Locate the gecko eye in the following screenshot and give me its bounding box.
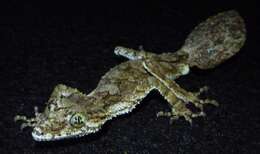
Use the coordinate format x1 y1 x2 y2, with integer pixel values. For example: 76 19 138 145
69 113 85 128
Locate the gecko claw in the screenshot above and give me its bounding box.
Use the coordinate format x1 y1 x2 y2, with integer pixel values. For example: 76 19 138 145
14 115 26 122
199 99 219 106
195 86 209 96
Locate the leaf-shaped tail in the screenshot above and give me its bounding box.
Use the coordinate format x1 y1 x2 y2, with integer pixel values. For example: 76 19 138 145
179 10 246 69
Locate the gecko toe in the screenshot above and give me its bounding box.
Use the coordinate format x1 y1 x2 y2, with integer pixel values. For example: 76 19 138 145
195 86 209 96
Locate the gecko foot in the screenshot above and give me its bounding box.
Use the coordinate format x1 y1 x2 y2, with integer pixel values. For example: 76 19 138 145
14 106 41 130
189 86 219 110
157 101 206 125
191 98 219 111
14 115 37 130
157 110 205 125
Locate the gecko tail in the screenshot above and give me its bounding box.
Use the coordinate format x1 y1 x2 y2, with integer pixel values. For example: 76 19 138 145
179 10 246 69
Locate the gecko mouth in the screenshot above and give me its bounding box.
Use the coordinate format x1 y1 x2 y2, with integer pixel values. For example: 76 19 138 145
31 126 101 141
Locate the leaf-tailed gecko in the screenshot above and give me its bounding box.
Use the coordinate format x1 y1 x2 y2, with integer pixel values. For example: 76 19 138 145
15 10 246 141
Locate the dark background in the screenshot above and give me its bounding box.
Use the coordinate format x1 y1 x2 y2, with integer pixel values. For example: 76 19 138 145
1 1 259 154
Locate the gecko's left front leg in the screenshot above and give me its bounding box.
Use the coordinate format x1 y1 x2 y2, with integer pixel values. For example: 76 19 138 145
143 59 218 112
14 106 41 130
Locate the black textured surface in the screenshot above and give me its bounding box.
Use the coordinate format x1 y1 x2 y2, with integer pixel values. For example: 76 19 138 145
1 1 259 154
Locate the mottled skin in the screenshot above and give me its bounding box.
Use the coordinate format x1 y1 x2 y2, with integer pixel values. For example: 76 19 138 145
180 10 246 69
15 10 246 141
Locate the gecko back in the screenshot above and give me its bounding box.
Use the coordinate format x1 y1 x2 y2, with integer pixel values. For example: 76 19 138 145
179 10 246 69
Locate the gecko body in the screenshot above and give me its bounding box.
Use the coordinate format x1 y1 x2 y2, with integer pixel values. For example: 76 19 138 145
15 10 246 141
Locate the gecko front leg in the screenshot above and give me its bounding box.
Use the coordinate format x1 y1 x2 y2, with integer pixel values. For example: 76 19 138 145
143 59 218 112
14 106 41 130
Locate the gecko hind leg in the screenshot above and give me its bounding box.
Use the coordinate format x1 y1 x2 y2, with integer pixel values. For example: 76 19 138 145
155 82 206 125
144 60 218 114
114 46 156 60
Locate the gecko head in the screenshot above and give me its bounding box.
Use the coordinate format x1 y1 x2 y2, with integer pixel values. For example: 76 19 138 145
30 85 108 141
